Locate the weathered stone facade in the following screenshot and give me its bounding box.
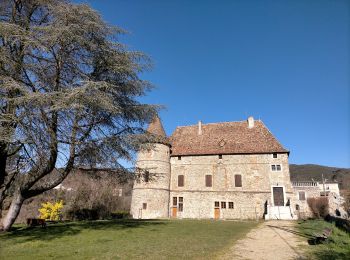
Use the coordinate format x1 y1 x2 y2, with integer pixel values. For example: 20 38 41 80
130 116 344 220
292 182 344 219
169 153 293 219
130 116 305 220
130 144 171 219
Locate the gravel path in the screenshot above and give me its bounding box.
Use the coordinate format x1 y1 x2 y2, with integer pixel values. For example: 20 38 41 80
219 221 308 260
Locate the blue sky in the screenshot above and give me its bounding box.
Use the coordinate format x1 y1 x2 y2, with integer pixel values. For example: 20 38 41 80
79 0 349 168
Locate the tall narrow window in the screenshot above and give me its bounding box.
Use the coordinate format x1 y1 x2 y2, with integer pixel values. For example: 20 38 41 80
229 202 234 209
144 171 150 182
205 175 212 187
178 197 183 212
142 203 147 210
221 202 226 209
173 197 177 206
235 174 242 187
178 175 184 187
299 191 306 201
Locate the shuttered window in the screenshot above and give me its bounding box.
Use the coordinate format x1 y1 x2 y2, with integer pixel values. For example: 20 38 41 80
235 174 242 187
205 175 212 187
299 191 306 201
178 175 184 187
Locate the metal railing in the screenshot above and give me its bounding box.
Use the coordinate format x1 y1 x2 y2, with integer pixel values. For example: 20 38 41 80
292 181 318 187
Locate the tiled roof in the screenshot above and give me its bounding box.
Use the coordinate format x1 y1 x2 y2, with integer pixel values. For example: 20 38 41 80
147 115 166 137
169 119 288 156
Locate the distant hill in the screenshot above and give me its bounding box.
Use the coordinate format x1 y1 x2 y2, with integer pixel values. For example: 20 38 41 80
290 164 350 191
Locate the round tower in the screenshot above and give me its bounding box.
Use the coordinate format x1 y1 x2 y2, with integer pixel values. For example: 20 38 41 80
130 116 171 219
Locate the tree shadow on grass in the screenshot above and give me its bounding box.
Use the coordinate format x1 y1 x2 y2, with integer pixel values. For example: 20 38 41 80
3 219 167 244
313 248 350 260
266 224 312 239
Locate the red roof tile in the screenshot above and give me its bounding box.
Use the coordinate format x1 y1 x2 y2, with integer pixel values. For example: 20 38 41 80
147 115 166 137
169 119 288 156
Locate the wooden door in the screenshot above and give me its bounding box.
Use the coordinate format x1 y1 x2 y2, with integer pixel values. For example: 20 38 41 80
214 208 220 219
273 187 284 206
172 207 177 218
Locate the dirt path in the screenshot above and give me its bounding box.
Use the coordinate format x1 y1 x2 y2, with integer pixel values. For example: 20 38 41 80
220 221 308 260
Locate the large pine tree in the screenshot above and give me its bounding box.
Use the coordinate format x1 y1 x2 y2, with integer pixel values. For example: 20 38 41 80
0 0 157 231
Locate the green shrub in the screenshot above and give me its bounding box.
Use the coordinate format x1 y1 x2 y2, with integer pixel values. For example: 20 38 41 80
111 211 130 219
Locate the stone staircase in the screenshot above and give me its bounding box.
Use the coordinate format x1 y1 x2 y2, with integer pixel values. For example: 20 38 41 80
265 206 297 220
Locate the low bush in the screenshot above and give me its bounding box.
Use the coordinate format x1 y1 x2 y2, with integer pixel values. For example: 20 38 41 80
38 200 64 221
307 197 329 218
111 211 130 219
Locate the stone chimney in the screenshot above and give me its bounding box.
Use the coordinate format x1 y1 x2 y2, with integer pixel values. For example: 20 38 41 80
198 120 202 135
247 116 254 128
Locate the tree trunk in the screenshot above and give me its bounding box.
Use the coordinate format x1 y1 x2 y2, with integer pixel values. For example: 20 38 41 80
1 193 24 231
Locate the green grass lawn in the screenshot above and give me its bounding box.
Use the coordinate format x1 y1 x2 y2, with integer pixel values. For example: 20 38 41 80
296 219 350 260
0 219 258 260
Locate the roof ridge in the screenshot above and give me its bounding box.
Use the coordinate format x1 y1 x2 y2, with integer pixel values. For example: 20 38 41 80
175 119 263 128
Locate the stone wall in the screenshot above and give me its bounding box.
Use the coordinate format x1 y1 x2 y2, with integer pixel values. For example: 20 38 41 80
293 184 345 219
130 143 171 219
292 185 320 218
170 153 294 219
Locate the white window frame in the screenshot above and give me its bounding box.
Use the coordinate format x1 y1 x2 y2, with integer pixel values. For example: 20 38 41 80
271 164 282 172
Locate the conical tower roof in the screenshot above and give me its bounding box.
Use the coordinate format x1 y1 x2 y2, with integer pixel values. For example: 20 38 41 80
147 115 166 137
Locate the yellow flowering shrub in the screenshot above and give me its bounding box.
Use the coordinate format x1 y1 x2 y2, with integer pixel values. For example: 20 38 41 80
39 200 64 221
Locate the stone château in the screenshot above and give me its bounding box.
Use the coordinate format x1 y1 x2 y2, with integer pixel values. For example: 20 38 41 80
130 116 343 220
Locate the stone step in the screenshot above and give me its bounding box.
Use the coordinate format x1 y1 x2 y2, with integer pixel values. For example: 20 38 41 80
265 206 297 220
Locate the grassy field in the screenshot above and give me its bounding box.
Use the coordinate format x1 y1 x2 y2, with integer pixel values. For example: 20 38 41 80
297 219 350 260
0 219 258 260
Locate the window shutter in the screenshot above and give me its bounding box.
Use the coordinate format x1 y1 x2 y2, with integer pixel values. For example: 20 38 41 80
235 174 242 187
205 175 212 187
178 175 184 187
